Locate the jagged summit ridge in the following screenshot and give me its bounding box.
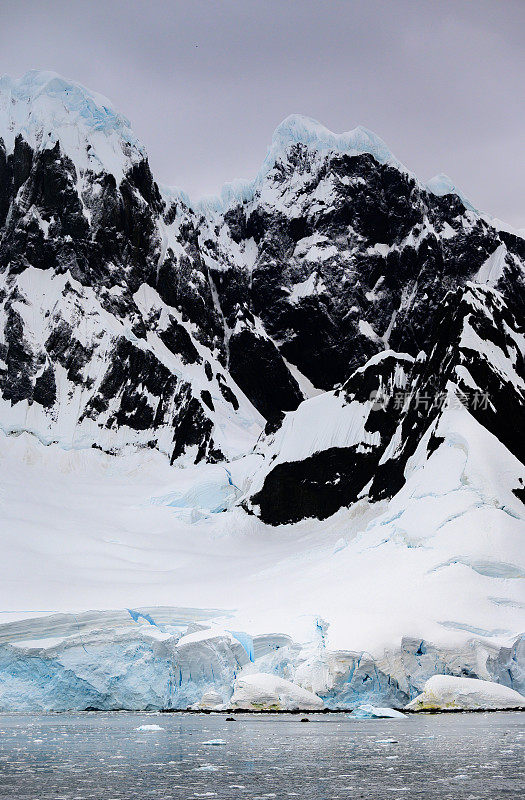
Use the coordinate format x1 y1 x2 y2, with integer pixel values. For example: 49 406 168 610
2 70 523 445
195 114 408 213
270 115 398 164
0 70 496 220
0 70 144 180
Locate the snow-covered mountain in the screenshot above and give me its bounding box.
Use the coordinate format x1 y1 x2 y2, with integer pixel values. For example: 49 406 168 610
0 71 262 461
0 71 523 711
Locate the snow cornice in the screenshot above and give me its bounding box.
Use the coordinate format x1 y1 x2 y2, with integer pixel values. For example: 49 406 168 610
0 70 144 181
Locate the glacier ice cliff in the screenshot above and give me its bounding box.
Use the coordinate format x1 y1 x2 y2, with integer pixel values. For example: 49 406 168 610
0 610 523 712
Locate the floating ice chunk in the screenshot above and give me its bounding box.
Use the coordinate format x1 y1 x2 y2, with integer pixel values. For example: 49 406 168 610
135 724 165 731
353 704 407 719
405 675 525 711
231 672 324 711
193 764 222 772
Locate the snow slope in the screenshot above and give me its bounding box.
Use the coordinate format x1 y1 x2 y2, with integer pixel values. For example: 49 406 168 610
0 413 522 658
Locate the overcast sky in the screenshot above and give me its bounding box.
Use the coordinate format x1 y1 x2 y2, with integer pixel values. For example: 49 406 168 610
1 0 523 226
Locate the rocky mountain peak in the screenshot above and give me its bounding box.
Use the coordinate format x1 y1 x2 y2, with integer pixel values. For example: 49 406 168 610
0 70 144 181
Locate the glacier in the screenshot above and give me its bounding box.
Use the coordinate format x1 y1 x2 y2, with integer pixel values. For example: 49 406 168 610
0 607 523 712
0 331 523 709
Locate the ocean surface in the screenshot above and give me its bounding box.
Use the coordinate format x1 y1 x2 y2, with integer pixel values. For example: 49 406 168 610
0 711 523 799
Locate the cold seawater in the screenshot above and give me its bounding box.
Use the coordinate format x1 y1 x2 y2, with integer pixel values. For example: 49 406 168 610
0 712 523 799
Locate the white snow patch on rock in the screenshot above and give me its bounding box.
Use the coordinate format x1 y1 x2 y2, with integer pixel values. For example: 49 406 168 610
288 273 327 304
474 244 507 287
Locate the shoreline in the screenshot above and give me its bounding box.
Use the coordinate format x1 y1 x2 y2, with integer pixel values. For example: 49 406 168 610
0 707 523 716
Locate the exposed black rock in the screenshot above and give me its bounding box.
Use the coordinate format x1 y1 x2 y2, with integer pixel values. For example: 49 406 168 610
227 328 302 421
200 389 214 412
217 374 240 410
33 364 57 408
1 303 35 404
251 446 377 525
45 321 94 385
158 319 201 365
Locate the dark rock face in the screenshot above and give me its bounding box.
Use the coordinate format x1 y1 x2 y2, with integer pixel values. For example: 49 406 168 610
33 365 57 409
46 321 94 385
204 146 524 397
158 320 200 365
251 446 378 526
1 302 35 404
227 328 302 422
247 280 525 525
